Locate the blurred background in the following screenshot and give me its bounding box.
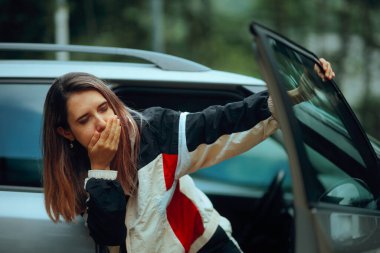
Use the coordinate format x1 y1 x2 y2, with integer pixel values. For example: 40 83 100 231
1 0 379 140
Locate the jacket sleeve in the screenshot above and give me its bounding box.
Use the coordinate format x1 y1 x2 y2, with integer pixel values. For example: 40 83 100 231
176 90 278 177
84 170 127 246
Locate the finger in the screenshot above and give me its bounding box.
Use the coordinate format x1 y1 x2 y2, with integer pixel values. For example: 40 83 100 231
323 62 331 74
326 67 332 79
99 117 117 150
319 58 328 71
105 116 118 145
98 117 114 144
321 61 333 79
327 66 335 79
111 120 121 150
88 131 100 151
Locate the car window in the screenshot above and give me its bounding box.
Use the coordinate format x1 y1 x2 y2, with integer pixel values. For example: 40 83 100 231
268 38 376 209
192 131 292 194
0 84 47 188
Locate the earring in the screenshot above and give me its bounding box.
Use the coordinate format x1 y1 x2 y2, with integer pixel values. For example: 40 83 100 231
70 141 74 149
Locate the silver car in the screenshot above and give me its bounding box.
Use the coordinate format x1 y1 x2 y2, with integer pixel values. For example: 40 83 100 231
0 22 379 253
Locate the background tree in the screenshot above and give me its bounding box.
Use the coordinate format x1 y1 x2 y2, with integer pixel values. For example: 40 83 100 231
1 0 379 139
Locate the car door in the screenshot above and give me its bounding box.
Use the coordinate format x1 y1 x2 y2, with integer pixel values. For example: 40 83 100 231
0 82 95 253
250 22 380 253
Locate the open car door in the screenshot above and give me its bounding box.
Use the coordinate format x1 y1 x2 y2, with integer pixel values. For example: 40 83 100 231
250 22 380 253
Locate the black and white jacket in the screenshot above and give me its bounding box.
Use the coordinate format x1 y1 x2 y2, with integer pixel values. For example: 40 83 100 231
84 91 278 253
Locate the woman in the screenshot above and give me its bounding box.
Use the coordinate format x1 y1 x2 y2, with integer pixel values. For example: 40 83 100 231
42 59 334 253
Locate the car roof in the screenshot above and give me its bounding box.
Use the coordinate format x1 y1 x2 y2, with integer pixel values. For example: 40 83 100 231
0 59 265 86
0 43 265 86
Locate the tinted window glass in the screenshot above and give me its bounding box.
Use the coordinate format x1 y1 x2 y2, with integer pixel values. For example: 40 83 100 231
268 38 375 208
0 84 47 187
192 131 292 194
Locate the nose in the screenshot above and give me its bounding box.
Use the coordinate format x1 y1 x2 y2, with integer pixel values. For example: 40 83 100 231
95 115 107 132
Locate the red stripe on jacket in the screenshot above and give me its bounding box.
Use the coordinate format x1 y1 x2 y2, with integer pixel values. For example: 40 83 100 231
163 153 205 252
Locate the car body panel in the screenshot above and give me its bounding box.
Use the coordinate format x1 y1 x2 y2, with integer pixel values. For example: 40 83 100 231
0 74 272 252
0 191 94 253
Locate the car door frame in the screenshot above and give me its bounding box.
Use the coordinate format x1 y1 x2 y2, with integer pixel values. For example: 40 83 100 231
249 22 380 253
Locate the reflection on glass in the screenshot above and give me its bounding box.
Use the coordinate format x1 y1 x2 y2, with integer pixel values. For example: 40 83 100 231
192 134 291 194
0 84 47 187
330 212 377 244
268 38 374 208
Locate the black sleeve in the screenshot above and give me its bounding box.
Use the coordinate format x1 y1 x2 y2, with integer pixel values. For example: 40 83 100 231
141 106 180 154
85 178 127 246
186 90 272 151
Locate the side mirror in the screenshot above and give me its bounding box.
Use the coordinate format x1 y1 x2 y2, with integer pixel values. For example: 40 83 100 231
329 211 378 244
320 179 374 208
319 180 378 245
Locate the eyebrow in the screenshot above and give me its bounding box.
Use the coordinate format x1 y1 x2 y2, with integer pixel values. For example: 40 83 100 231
75 101 108 123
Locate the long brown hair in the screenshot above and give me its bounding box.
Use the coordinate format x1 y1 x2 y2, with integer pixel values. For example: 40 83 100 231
43 72 141 222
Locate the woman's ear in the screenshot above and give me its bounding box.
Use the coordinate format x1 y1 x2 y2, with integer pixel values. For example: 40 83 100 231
57 127 75 141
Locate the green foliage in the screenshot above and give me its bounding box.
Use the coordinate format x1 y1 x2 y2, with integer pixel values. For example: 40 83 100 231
0 0 54 43
355 96 380 140
68 0 151 49
1 0 379 139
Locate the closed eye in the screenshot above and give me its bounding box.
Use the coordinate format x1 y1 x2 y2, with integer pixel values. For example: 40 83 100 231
99 102 109 112
77 115 89 125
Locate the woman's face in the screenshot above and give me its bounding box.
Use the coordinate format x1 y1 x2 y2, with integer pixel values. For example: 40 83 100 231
58 89 116 148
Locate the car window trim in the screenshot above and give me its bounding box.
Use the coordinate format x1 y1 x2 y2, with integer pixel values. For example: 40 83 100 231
250 22 380 197
0 185 43 193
